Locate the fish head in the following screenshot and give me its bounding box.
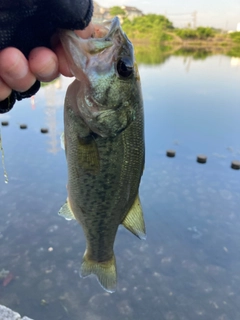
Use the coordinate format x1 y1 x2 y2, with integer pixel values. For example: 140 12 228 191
60 17 142 137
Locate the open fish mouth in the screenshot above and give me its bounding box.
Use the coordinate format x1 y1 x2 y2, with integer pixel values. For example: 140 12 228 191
102 17 121 37
92 17 130 44
93 17 121 38
58 16 129 65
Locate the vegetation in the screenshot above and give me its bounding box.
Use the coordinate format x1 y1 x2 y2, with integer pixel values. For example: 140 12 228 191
122 14 173 43
133 44 240 65
226 46 240 57
118 13 238 50
176 27 215 40
229 31 240 43
134 44 172 64
116 14 240 64
109 6 125 16
173 48 212 60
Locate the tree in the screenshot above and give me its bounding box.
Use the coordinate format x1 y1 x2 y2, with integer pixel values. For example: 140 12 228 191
196 27 215 39
122 14 174 42
109 6 125 16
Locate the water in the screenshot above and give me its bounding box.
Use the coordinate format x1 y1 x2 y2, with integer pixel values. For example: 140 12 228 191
0 49 240 320
0 128 8 184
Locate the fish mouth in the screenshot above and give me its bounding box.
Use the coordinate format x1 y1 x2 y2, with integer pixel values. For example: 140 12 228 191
103 17 121 38
96 17 129 44
58 16 132 82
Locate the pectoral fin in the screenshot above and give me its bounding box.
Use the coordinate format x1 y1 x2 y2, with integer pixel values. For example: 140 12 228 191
58 199 75 220
60 132 65 150
122 194 146 240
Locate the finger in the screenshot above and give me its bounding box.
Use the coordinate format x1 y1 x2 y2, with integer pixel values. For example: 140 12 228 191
75 22 95 39
29 47 59 82
54 43 73 77
53 22 95 78
0 48 36 92
0 77 12 101
92 24 109 38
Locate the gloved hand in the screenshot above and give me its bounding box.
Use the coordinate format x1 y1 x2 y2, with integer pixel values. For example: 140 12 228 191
0 0 93 113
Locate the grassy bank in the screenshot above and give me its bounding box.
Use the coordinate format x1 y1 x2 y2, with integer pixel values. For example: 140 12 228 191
119 13 240 51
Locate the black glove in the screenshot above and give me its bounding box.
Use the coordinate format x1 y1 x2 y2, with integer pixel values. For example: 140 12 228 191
0 0 93 113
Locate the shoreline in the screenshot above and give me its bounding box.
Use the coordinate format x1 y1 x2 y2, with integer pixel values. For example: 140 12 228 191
129 32 238 49
131 38 236 48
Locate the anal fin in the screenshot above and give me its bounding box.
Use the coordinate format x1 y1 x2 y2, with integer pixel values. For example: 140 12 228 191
58 199 75 220
122 194 146 240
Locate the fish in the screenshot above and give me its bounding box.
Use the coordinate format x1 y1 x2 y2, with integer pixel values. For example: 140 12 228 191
58 17 145 293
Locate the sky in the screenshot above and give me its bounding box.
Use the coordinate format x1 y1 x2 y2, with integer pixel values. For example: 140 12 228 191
96 0 240 30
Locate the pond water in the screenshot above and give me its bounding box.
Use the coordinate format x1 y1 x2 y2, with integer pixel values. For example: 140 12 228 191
0 47 240 320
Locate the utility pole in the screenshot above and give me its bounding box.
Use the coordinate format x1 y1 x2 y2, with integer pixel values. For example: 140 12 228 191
192 11 197 29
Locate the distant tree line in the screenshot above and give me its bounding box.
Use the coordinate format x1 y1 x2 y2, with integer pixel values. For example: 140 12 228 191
109 6 125 16
121 14 174 42
229 32 240 43
176 27 215 40
109 7 232 42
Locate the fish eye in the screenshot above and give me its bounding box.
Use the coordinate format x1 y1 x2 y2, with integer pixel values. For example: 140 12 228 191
116 57 133 78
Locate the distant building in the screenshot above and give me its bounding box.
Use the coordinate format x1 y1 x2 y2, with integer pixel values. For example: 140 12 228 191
93 2 111 23
237 22 240 31
121 6 143 20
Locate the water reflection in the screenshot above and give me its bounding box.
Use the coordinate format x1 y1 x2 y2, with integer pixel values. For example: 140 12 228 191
231 57 240 67
134 43 240 65
0 48 240 320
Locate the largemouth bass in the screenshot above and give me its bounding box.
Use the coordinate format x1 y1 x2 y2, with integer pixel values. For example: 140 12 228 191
59 17 145 293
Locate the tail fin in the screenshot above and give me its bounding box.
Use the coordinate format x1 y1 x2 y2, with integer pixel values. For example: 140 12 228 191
80 252 117 293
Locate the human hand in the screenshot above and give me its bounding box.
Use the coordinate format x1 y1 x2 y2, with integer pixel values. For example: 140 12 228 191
0 23 94 102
